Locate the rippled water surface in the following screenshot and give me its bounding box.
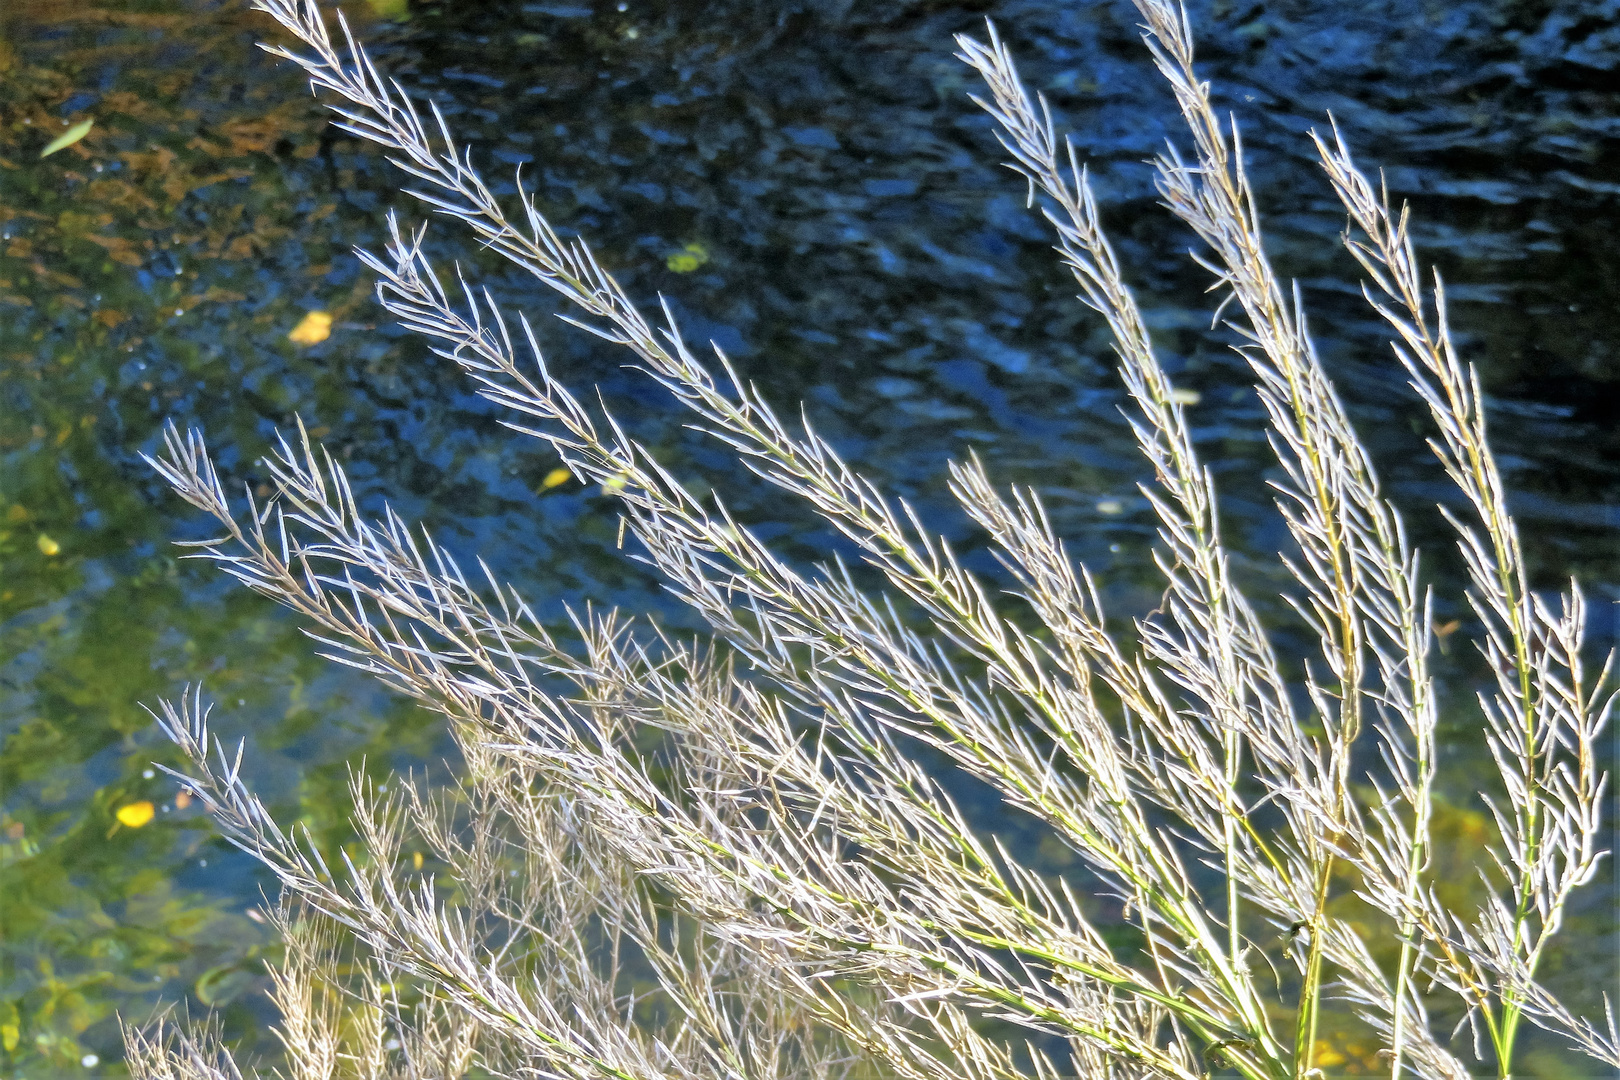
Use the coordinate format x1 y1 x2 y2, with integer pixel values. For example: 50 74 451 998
2 0 1617 1074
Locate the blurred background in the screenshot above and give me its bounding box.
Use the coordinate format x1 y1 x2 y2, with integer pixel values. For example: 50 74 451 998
1 0 1617 1074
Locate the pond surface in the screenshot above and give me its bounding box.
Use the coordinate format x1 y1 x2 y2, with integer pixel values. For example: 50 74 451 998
1 0 1617 1075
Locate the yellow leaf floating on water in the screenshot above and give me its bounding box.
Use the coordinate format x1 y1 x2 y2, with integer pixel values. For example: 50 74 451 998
412 850 424 870
540 467 573 490
36 533 60 556
288 310 333 345
40 118 93 159
1167 387 1201 406
1095 499 1124 516
116 801 155 828
665 242 710 273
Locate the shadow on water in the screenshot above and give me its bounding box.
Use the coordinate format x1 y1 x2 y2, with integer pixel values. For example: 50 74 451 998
0 0 1616 1074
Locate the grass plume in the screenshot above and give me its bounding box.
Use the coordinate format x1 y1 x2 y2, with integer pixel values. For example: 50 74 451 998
131 2 1614 1078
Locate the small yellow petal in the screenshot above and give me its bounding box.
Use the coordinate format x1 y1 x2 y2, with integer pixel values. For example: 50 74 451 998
116 801 155 828
540 467 573 490
36 533 60 556
412 850 424 870
287 310 333 345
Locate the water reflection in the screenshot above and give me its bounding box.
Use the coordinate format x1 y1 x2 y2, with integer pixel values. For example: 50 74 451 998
0 0 1615 1074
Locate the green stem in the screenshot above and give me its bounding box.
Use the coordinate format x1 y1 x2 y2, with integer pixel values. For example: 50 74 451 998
1295 854 1334 1079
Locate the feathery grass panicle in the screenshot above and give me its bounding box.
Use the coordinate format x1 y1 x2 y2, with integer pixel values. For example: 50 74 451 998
132 2 1614 1078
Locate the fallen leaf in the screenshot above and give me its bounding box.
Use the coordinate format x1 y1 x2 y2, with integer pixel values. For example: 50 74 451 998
1312 1043 1348 1069
174 789 192 810
287 310 333 345
36 533 60 556
40 118 93 159
412 850 424 870
1095 499 1124 515
115 801 155 828
666 242 710 273
1168 387 1202 406
540 467 572 490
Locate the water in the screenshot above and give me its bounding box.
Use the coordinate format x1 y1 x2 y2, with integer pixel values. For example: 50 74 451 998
1 0 1616 1074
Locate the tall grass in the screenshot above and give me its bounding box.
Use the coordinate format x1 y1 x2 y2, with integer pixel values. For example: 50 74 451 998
131 1 1615 1078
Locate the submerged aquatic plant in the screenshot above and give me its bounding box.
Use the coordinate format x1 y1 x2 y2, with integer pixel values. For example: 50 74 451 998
133 1 1615 1078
